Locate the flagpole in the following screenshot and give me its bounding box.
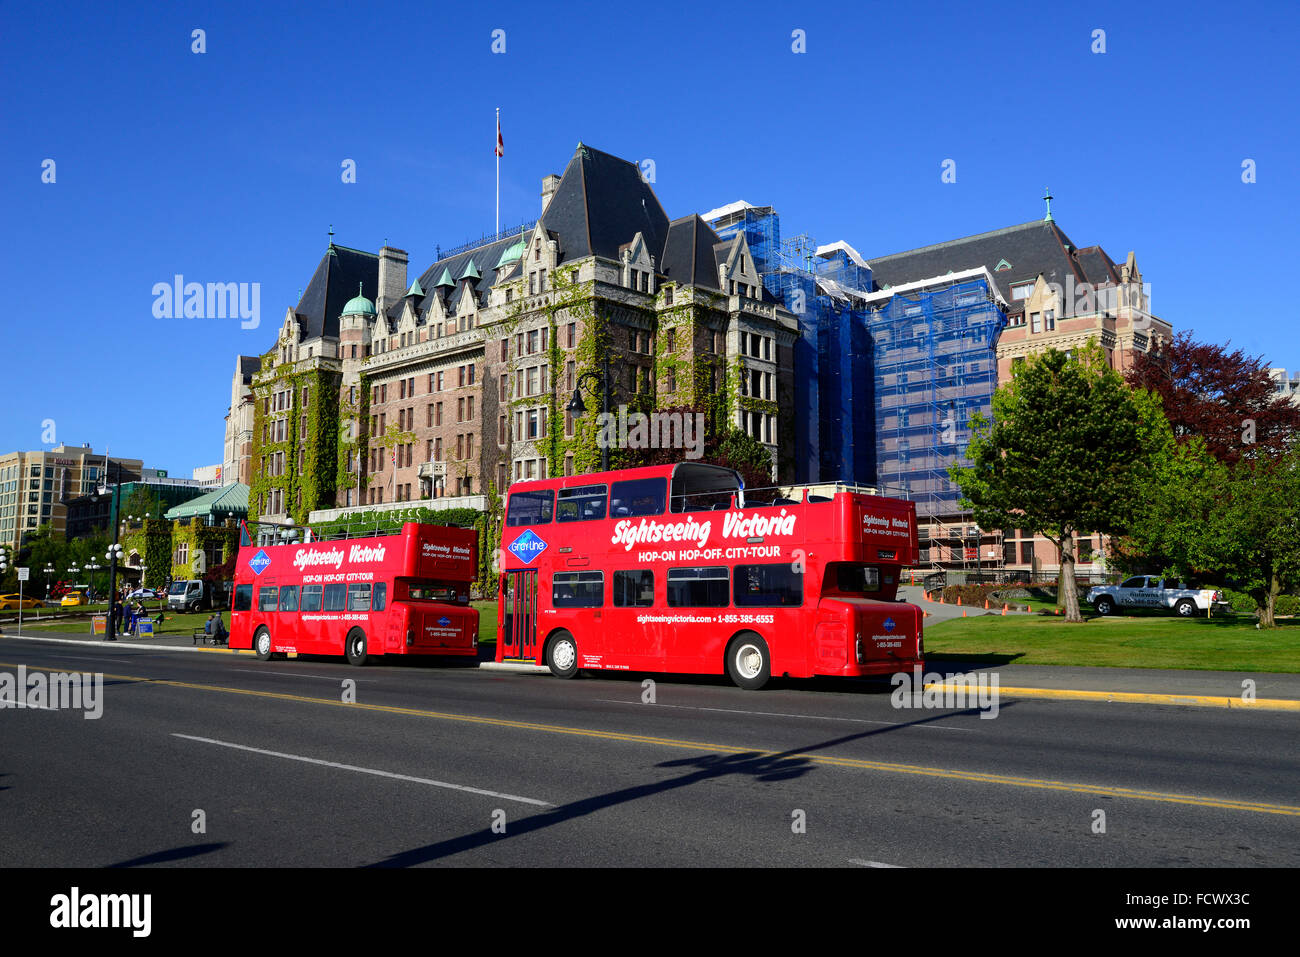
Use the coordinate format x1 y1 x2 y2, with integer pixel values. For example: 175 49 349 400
495 107 500 236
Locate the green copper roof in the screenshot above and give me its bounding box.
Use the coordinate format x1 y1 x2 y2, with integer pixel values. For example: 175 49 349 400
341 282 375 316
434 267 455 288
164 483 250 520
495 239 526 268
405 279 425 298
458 259 482 281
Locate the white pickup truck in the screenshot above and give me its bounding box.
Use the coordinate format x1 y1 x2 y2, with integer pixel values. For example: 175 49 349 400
1086 576 1227 617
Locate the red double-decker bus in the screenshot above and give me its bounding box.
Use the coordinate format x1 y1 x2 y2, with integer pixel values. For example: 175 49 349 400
495 462 923 689
230 522 479 665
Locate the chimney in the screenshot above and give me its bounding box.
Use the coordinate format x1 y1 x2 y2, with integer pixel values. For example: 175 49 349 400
377 245 408 315
541 174 561 214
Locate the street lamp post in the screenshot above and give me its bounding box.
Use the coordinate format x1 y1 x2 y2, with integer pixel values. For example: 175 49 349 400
93 458 125 641
566 357 613 472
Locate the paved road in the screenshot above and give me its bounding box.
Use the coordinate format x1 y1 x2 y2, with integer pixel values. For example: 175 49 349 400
1 637 1296 867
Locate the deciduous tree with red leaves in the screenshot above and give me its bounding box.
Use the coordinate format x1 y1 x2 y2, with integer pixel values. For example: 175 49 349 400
1126 331 1300 462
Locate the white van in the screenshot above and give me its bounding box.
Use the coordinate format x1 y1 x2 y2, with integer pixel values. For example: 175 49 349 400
167 579 211 613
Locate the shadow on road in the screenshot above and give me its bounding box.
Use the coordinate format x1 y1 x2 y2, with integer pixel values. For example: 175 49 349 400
362 707 998 867
107 842 229 867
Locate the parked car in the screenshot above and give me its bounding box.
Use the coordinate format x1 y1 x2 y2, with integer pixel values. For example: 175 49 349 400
127 588 160 600
0 593 44 610
1087 576 1229 617
60 591 87 607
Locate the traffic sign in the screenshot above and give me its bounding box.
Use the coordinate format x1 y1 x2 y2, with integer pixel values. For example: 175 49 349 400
17 567 29 581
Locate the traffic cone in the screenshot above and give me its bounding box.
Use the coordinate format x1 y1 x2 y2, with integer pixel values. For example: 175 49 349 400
984 598 989 609
957 595 962 606
1001 604 1007 616
939 594 945 604
962 609 967 617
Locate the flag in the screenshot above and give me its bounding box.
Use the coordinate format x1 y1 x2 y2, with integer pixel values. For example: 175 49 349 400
495 116 504 157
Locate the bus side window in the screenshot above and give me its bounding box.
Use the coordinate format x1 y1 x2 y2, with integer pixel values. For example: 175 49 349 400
552 571 603 607
613 570 654 607
323 584 347 611
506 490 555 526
258 586 279 612
279 585 300 613
666 567 729 607
233 584 252 612
610 478 666 517
734 563 803 607
373 583 387 611
301 584 323 612
347 583 372 611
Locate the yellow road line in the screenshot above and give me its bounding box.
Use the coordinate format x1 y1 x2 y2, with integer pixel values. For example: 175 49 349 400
4 659 1299 817
938 681 1300 712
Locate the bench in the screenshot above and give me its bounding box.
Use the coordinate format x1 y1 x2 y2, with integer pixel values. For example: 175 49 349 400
192 627 228 646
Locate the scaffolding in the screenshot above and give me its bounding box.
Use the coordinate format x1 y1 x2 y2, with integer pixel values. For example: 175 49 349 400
867 277 1005 529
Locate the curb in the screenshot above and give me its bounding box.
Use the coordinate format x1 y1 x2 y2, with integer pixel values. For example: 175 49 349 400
0 633 254 656
478 661 549 674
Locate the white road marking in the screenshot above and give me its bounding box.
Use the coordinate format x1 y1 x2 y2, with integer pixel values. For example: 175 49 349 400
172 734 553 807
230 668 375 681
594 699 974 731
849 859 903 868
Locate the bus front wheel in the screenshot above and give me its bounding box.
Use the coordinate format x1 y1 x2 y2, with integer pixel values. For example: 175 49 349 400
546 631 579 679
726 633 771 691
346 629 369 666
254 627 273 661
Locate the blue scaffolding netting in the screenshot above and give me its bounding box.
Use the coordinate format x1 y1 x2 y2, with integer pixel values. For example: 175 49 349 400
867 277 1006 520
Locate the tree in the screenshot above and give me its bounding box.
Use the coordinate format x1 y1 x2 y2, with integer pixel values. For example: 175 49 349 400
951 345 1173 622
1125 439 1300 627
1126 331 1300 462
620 403 774 492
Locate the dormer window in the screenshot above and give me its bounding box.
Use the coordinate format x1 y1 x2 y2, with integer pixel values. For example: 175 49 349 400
1011 282 1034 301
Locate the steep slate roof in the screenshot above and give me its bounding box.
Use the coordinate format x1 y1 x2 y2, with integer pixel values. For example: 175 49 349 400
1073 245 1119 286
538 144 671 265
867 220 1091 313
660 215 724 291
413 233 521 316
295 245 380 340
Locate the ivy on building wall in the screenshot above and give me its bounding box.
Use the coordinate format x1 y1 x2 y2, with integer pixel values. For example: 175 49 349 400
249 356 341 526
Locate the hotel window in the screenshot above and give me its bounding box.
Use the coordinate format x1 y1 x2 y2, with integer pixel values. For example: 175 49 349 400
1011 282 1034 301
529 273 536 295
567 322 576 348
1044 309 1056 331
467 396 475 419
436 402 443 426
1030 312 1042 333
499 415 506 444
501 339 508 361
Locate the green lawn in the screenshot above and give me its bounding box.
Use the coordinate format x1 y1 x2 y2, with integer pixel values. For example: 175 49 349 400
925 613 1300 672
15 609 209 637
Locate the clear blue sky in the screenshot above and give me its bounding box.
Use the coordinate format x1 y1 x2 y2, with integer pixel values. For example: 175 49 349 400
2 0 1296 475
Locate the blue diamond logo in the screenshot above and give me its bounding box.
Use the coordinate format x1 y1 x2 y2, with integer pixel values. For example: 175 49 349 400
883 617 896 633
248 550 272 575
438 616 451 627
507 529 548 565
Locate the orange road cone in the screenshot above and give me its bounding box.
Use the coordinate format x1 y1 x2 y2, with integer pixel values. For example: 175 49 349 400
962 609 968 617
939 595 945 604
957 595 962 606
1001 604 1007 616
984 598 989 609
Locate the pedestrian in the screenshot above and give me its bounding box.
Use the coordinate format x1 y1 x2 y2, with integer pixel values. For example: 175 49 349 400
211 612 228 644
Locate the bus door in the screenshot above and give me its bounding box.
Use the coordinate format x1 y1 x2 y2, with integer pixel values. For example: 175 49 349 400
501 570 538 660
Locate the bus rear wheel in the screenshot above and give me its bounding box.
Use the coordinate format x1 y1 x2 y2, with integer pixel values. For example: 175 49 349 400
546 631 579 679
726 633 771 690
346 629 369 666
254 627 273 661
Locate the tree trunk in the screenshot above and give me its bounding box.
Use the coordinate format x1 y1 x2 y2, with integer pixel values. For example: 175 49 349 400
1060 528 1083 622
1258 573 1280 629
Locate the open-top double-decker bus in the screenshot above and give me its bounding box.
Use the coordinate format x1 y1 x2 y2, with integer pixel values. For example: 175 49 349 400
496 462 923 689
231 521 478 665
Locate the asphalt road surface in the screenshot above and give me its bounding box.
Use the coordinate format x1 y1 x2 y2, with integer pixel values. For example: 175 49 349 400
1 639 1296 867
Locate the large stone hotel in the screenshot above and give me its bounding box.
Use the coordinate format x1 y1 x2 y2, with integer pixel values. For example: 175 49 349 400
227 143 798 530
